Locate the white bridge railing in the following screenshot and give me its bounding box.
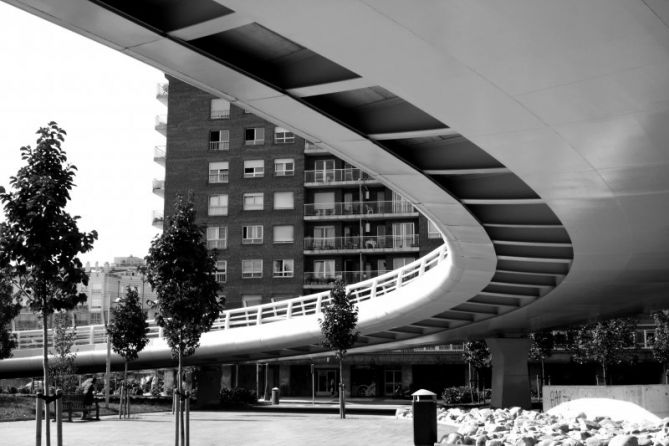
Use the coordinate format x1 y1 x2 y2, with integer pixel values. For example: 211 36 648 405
12 244 448 351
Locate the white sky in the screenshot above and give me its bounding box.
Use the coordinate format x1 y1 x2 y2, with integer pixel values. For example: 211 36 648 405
0 3 166 265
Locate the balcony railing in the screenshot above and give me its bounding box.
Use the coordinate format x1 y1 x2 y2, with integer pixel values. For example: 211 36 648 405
152 210 163 228
156 83 168 103
11 244 448 349
153 145 166 165
152 179 165 197
304 168 378 185
154 114 167 135
209 173 229 184
304 270 387 287
304 200 416 218
209 141 230 151
304 141 329 154
210 109 230 119
304 234 419 251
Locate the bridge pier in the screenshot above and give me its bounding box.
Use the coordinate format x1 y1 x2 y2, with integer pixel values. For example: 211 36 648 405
486 338 532 409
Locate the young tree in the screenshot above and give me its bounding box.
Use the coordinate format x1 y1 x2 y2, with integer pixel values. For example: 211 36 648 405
529 330 555 384
319 280 359 419
650 310 669 383
48 312 78 393
462 340 490 401
0 269 21 359
571 317 636 384
0 122 97 445
144 195 221 446
107 286 149 417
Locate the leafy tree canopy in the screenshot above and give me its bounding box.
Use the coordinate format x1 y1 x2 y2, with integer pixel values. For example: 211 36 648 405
651 310 669 365
529 330 555 361
462 340 490 369
108 287 149 362
571 318 636 367
0 269 21 359
0 122 97 315
319 280 359 359
145 195 221 357
48 312 78 393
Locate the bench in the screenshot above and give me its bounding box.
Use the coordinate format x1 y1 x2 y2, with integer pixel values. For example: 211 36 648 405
61 394 99 421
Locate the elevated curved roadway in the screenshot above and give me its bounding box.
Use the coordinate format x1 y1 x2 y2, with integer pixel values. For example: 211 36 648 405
2 0 669 374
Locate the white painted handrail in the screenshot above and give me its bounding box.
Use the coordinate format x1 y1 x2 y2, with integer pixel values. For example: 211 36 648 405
11 244 448 350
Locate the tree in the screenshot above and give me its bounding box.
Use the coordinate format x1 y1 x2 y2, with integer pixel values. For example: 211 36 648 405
0 122 97 446
144 195 221 446
462 340 490 400
529 330 555 384
107 286 149 417
650 310 669 383
48 312 78 393
319 280 359 419
0 269 21 359
571 318 636 384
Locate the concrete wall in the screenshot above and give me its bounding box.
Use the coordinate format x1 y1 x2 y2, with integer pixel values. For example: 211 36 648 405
543 385 669 418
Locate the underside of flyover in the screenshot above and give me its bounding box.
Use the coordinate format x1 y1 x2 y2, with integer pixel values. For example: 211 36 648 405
2 0 669 408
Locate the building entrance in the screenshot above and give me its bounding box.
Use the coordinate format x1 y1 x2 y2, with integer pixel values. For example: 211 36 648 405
316 369 338 396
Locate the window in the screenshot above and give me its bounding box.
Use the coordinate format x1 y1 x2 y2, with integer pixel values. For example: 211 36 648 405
243 160 264 178
242 295 262 306
392 222 416 248
209 130 229 151
90 283 102 309
274 127 295 144
274 192 294 210
208 194 228 216
242 225 263 244
210 98 230 119
427 220 441 239
313 192 335 215
384 370 402 396
313 260 335 279
242 259 263 278
392 191 414 213
273 259 294 278
313 226 335 249
273 225 294 244
206 226 227 249
209 161 229 184
274 158 295 176
215 260 227 283
392 257 416 269
243 193 264 210
244 127 265 145
314 159 335 183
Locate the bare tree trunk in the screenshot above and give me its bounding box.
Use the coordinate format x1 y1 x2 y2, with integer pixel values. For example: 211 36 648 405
178 348 184 446
42 308 51 446
339 357 345 419
124 360 129 418
602 363 607 385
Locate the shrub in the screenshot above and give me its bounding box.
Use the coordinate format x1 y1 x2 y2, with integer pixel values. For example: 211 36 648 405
219 387 257 408
441 386 473 405
8 386 17 394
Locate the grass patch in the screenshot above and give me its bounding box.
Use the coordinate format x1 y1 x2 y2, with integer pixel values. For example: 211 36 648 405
0 394 173 422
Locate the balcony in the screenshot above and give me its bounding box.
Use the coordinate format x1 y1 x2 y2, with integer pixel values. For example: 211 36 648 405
154 114 167 135
152 179 165 197
304 270 385 288
152 210 164 228
209 140 229 151
304 141 329 154
304 235 419 253
156 83 168 104
304 200 417 220
303 168 379 187
153 145 165 166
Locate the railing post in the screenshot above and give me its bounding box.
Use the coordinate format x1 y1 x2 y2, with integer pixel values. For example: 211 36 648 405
256 307 262 325
224 312 230 330
89 325 94 344
396 268 403 289
286 302 293 319
315 296 322 314
370 279 378 300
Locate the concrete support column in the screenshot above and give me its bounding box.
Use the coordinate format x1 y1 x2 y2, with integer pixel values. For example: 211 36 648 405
486 338 532 409
196 365 222 408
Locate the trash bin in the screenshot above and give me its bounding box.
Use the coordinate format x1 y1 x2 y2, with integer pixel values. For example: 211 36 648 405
271 387 280 405
412 389 437 446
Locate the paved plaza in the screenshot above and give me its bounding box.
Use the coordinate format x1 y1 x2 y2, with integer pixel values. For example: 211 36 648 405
2 410 456 446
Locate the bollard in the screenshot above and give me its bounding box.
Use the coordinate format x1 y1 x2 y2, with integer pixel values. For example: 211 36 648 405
412 389 437 446
271 387 280 405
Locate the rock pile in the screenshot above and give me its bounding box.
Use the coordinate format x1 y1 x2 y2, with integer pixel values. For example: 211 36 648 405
395 407 669 446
